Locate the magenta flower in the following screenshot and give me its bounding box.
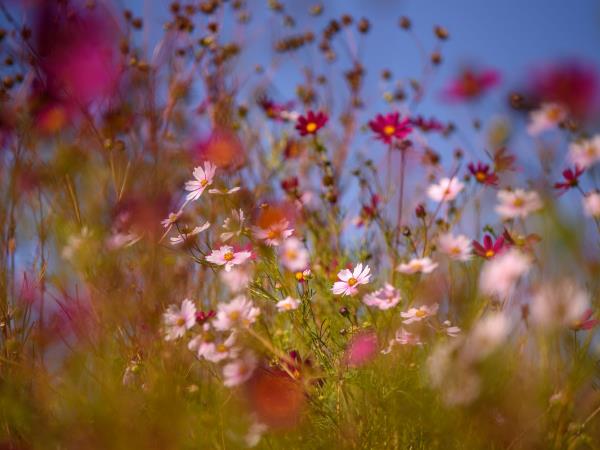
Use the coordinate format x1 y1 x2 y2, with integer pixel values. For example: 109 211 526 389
443 68 500 102
570 309 599 331
554 166 584 193
410 115 445 133
472 235 506 259
368 112 412 144
296 110 328 136
468 162 499 186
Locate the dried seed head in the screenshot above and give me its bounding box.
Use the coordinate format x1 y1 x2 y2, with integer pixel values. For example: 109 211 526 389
399 16 411 29
431 51 442 65
434 25 449 40
357 18 370 33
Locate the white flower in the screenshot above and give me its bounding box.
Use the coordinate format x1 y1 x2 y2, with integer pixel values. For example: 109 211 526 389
401 303 439 324
479 249 531 298
220 209 246 242
245 420 268 447
169 222 210 245
252 219 294 246
279 237 310 272
443 320 461 337
208 186 241 195
395 328 423 345
437 233 472 261
331 263 371 296
527 102 567 136
220 266 252 293
62 226 91 260
163 299 197 341
363 283 401 310
222 351 258 387
213 295 260 331
188 327 239 363
495 189 542 220
569 136 600 168
206 245 252 272
463 313 511 360
530 280 589 329
427 177 464 202
184 161 217 202
276 296 300 312
396 257 438 274
583 192 600 218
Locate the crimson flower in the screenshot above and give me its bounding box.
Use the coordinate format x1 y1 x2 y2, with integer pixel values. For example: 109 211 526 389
368 112 412 144
295 110 328 136
472 234 506 259
570 309 599 331
443 68 500 102
196 310 216 324
355 194 380 227
554 166 584 193
410 115 445 133
468 162 498 186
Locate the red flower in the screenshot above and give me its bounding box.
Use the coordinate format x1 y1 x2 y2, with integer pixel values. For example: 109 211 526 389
570 309 599 331
355 194 380 227
468 162 498 186
368 112 412 144
410 115 445 133
295 110 328 136
196 310 216 324
281 176 299 194
554 166 584 193
472 234 506 259
443 68 500 102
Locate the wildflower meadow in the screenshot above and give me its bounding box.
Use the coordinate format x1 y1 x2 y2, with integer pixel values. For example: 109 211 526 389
0 0 600 448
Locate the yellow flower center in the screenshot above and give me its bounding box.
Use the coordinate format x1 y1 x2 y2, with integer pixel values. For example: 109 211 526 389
306 122 317 133
451 247 461 255
200 179 209 187
267 229 277 239
228 310 240 321
512 197 525 207
383 125 396 136
295 271 304 281
546 106 562 121
223 251 234 261
348 277 358 286
415 310 427 318
286 249 298 260
176 317 186 327
284 303 293 310
475 172 486 182
216 344 228 353
485 249 495 258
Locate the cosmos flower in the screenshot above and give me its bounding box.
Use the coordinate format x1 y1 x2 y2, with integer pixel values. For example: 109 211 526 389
527 102 567 136
295 110 328 136
427 177 464 202
442 68 500 102
276 296 301 312
582 191 600 218
495 189 542 220
332 263 371 296
437 233 472 261
184 161 217 202
396 257 438 274
345 332 378 368
443 320 461 337
223 351 258 387
472 234 506 259
401 303 439 324
530 280 589 330
213 295 260 331
568 136 600 169
468 162 498 186
479 249 531 298
161 210 182 229
570 309 599 331
368 112 412 144
554 166 584 193
206 245 252 272
163 299 197 341
169 222 210 245
220 209 246 242
279 237 310 272
463 313 511 360
362 283 401 310
252 219 294 246
220 266 253 293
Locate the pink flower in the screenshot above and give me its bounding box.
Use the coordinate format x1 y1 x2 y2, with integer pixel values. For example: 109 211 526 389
223 351 258 387
252 219 294 246
345 332 378 368
206 245 252 272
368 112 412 144
279 238 310 272
276 296 301 312
401 303 439 324
213 296 260 331
332 263 371 296
184 162 217 202
570 309 599 331
427 177 464 202
362 283 401 310
163 299 197 341
396 257 438 274
296 110 328 136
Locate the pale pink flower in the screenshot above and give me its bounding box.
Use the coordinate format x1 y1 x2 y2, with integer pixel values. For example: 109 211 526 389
530 280 590 329
443 320 461 337
582 192 600 218
169 222 210 245
396 257 438 274
245 420 268 447
188 326 239 362
479 249 531 298
222 351 258 387
163 298 197 341
279 237 310 272
427 177 464 202
184 161 217 201
401 303 439 324
220 266 253 293
527 102 567 136
161 210 182 229
363 283 401 310
252 219 294 246
569 136 600 169
463 313 511 360
208 186 241 195
395 328 423 345
220 209 246 242
206 245 252 272
438 233 472 261
495 189 542 219
275 296 301 312
332 263 371 296
213 295 260 331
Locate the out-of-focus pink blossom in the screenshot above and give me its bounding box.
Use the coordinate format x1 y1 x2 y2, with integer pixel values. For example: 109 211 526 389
345 331 378 368
443 68 500 102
